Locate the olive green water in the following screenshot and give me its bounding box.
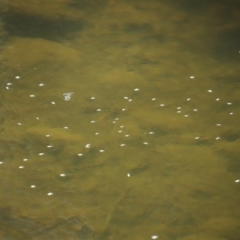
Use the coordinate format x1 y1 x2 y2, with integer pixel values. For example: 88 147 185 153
0 0 240 239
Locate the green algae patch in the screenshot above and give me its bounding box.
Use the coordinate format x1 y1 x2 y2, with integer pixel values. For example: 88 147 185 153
27 127 84 143
2 37 80 69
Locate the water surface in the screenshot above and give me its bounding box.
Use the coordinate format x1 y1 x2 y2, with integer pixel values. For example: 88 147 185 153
0 0 240 239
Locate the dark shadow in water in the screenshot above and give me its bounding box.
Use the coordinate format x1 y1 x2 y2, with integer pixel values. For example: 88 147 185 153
227 156 240 173
0 207 94 240
160 0 240 12
214 27 240 60
1 13 85 42
69 0 108 11
217 148 240 173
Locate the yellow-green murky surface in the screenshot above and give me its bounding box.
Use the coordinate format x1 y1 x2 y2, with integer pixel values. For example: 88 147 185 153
0 0 240 239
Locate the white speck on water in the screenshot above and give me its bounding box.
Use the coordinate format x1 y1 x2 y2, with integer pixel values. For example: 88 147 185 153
85 144 91 148
63 92 74 101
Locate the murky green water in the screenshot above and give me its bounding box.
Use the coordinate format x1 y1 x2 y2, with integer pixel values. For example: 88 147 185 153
0 0 240 239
